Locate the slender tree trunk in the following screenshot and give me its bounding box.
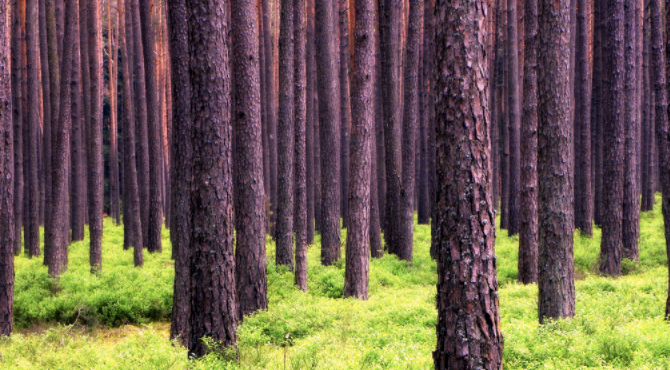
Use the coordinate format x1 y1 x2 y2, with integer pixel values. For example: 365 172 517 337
276 0 295 269
593 0 604 227
344 0 374 299
574 0 592 236
11 0 23 257
417 0 431 227
38 0 51 230
46 0 76 277
166 0 189 342
519 0 538 284
108 1 120 226
433 1 503 367
370 118 383 258
232 0 269 312
339 0 351 229
316 0 341 265
305 0 316 245
185 0 238 356
537 0 575 322
0 0 15 335
600 0 625 276
622 0 640 260
262 0 277 237
78 0 90 230
506 0 521 236
139 0 163 253
70 3 85 242
374 2 386 236
25 0 41 259
642 3 654 212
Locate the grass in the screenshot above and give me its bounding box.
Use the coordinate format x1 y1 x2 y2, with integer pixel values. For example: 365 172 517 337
1 195 670 368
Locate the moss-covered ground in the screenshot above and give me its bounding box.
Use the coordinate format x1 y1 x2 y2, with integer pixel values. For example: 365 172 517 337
2 195 670 369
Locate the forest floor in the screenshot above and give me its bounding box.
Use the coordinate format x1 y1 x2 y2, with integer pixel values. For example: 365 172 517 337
2 196 670 369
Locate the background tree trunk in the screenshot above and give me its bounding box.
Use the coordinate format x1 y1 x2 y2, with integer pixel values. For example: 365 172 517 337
339 0 351 230
108 1 120 226
506 0 521 236
70 3 85 242
11 0 23 256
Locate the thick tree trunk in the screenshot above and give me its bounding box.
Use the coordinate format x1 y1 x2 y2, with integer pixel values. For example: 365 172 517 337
11 0 23 256
0 0 14 335
537 0 575 322
121 0 143 267
433 1 503 368
519 0 538 284
622 0 640 260
574 0 593 236
381 0 403 259
46 0 76 277
339 0 351 229
599 0 625 277
232 0 269 313
506 0 521 236
139 0 164 253
276 0 295 269
25 0 41 259
166 0 189 343
344 0 374 299
316 0 341 265
185 0 238 356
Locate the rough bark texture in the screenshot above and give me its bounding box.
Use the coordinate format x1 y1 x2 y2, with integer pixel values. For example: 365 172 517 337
262 0 277 237
374 2 386 236
641 3 652 213
130 0 150 250
622 0 640 260
0 0 14 335
519 0 538 284
38 0 51 233
339 0 351 229
11 0 23 256
381 0 403 259
316 0 341 265
186 0 238 357
537 0 575 322
46 0 75 277
25 0 41 259
167 0 188 343
232 0 269 313
593 0 604 227
121 0 143 266
79 0 92 233
506 0 521 236
574 0 593 236
344 0 374 299
433 1 503 368
70 4 85 242
600 0 625 277
305 0 316 245
108 3 120 226
293 0 308 291
276 0 295 269
139 0 164 253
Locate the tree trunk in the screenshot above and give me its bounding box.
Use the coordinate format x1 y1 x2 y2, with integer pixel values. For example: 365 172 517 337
316 0 341 265
305 0 316 245
381 0 402 259
130 0 149 250
185 0 238 356
46 0 76 277
25 0 41 259
276 0 295 269
519 0 538 284
574 0 593 236
293 0 308 291
344 0 374 299
166 0 188 342
339 0 351 230
417 0 431 227
537 0 575 322
108 1 120 226
600 0 625 276
506 0 521 236
38 0 51 230
593 0 604 227
374 2 386 236
0 0 15 335
622 0 640 260
139 0 164 253
70 3 85 242
433 1 503 368
11 0 23 257
232 0 269 312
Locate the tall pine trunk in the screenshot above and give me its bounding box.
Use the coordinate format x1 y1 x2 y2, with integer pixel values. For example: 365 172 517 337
506 0 521 236
11 0 23 256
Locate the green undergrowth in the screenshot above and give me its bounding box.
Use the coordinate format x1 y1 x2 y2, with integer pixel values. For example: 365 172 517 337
2 194 670 368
